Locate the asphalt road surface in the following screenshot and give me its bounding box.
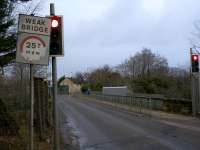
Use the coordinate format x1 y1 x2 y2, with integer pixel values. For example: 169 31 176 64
57 95 200 150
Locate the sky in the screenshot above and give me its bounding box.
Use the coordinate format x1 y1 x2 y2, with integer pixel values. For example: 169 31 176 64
38 0 200 77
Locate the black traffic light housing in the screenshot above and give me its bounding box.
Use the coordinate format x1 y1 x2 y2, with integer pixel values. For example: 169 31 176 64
191 54 199 73
50 15 63 56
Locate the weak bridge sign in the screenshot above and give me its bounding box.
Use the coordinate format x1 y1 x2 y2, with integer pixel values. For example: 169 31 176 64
18 14 51 35
16 14 51 65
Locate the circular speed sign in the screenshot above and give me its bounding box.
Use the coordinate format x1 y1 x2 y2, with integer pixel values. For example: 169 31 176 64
20 36 46 62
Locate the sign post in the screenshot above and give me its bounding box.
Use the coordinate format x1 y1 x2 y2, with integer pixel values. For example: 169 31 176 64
30 64 34 150
16 14 51 150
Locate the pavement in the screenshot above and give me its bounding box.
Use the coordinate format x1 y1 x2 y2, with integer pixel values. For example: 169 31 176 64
57 95 200 150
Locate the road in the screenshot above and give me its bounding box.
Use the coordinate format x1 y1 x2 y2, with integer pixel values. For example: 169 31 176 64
57 95 200 150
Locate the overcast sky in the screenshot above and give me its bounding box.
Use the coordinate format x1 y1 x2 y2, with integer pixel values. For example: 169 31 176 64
40 0 200 77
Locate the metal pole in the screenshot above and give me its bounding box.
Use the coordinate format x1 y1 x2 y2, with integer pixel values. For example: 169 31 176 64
50 3 55 16
199 72 200 115
192 74 196 116
198 73 200 115
190 48 195 116
190 48 199 116
50 3 60 150
30 64 34 150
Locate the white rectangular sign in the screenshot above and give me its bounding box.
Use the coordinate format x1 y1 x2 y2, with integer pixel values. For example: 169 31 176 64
18 14 51 36
16 14 51 65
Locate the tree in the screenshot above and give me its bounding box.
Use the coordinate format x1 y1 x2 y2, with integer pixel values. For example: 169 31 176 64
11 0 31 2
0 0 16 75
117 48 168 78
71 48 190 98
86 65 124 91
0 0 42 75
71 72 85 84
191 20 200 49
58 75 65 86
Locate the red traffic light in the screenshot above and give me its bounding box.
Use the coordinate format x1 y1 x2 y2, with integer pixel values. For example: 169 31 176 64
50 15 63 56
51 16 60 28
52 20 58 28
191 54 199 72
192 55 199 62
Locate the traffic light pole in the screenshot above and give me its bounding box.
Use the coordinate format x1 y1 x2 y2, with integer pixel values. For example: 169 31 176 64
191 74 198 116
190 48 199 116
50 3 60 150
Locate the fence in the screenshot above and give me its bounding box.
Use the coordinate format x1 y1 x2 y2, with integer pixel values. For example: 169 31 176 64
0 83 30 149
0 77 52 149
34 77 52 140
58 85 69 95
87 92 192 114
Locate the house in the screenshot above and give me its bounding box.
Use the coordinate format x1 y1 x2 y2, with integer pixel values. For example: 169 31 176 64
59 78 81 95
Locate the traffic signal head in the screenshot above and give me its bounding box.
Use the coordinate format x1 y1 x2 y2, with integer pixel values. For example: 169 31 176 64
50 15 63 56
51 16 59 28
191 54 199 73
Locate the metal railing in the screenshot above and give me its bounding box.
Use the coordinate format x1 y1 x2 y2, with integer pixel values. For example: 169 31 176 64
86 92 192 114
89 93 163 110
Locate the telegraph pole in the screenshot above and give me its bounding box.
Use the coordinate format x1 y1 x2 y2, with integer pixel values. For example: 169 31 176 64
50 3 60 150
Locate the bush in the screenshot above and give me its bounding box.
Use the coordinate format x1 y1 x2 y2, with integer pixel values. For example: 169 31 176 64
81 83 90 93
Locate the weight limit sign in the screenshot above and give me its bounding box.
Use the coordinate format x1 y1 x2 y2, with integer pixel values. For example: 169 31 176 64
21 36 46 61
16 33 50 65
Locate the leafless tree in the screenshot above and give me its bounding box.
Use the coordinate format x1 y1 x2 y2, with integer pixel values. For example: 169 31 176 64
12 0 45 17
117 48 168 78
190 20 200 54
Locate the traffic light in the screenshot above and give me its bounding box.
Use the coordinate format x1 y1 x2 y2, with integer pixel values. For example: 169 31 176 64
191 54 199 73
50 15 63 56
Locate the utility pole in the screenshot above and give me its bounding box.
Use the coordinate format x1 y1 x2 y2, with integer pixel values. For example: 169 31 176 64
50 3 60 150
